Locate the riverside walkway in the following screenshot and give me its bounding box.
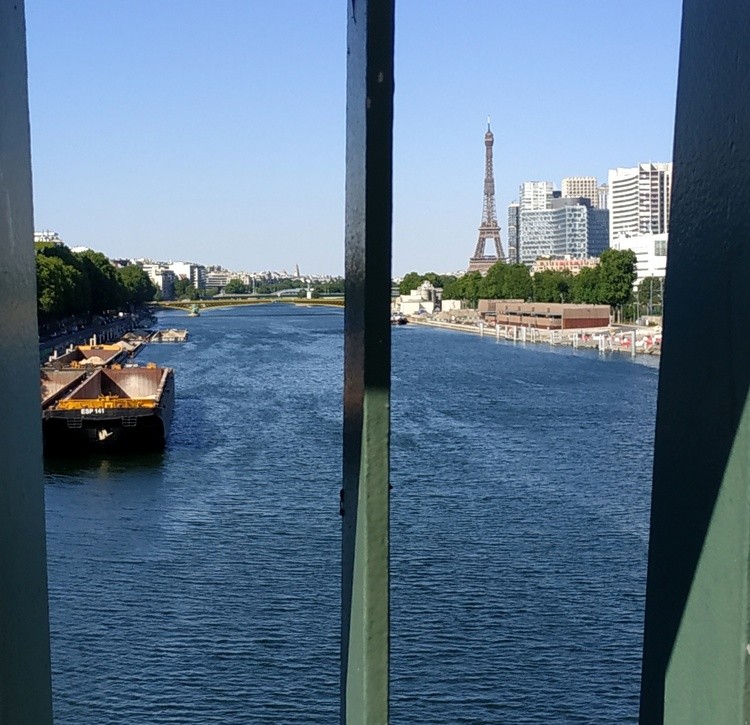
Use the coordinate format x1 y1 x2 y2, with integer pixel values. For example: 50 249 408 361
410 317 662 357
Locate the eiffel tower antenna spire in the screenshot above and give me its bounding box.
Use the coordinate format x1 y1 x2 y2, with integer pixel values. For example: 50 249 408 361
468 119 505 273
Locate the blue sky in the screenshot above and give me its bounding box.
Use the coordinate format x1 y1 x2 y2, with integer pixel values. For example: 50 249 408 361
26 1 682 276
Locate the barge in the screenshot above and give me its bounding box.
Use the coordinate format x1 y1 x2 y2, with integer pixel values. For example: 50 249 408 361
42 364 174 453
45 343 135 368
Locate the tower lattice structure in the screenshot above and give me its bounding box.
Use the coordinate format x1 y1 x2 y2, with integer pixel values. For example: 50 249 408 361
468 119 506 273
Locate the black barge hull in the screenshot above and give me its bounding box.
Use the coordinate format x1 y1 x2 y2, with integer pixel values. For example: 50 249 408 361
42 367 174 454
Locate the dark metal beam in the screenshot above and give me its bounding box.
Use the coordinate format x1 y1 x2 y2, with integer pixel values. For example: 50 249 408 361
341 0 394 722
640 1 750 721
0 2 54 722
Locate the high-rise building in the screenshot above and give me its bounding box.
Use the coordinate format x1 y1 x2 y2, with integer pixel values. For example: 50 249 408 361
518 181 553 213
519 201 608 263
597 184 609 210
561 177 599 207
168 261 207 290
506 203 520 264
608 163 672 245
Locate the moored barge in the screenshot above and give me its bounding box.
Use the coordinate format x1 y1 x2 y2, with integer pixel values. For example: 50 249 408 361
42 364 174 453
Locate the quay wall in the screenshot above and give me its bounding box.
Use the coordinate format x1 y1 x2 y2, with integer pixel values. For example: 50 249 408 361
409 318 661 357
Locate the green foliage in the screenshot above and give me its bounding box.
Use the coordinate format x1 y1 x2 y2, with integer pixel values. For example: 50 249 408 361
460 271 483 308
637 276 664 314
533 270 573 303
174 278 199 300
318 278 345 294
36 255 82 321
570 266 602 304
35 243 162 323
479 262 507 298
223 278 248 294
118 265 157 304
597 248 637 308
36 242 91 313
75 250 124 310
441 277 462 300
397 271 452 295
503 264 533 300
398 272 424 295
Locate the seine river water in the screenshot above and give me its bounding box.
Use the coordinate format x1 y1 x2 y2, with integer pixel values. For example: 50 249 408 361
44 305 658 723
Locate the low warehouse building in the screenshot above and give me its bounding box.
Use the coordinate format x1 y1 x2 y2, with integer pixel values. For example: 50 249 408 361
478 301 611 329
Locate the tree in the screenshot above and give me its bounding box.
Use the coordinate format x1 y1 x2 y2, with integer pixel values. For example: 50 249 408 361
597 248 637 308
36 255 80 321
441 277 463 300
174 278 197 299
224 278 248 294
479 261 507 298
118 265 157 305
461 271 483 308
502 264 533 300
533 270 573 303
571 266 602 304
399 272 423 295
637 276 664 315
36 242 91 314
75 250 124 311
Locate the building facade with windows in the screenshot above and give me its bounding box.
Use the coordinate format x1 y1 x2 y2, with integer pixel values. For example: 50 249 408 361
610 233 668 282
561 177 599 207
519 203 609 263
506 203 520 264
608 163 672 245
518 181 553 212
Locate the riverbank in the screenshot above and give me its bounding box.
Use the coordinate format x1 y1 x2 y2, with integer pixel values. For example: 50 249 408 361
410 317 661 357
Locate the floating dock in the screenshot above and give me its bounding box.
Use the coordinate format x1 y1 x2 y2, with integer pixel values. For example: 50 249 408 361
149 329 189 343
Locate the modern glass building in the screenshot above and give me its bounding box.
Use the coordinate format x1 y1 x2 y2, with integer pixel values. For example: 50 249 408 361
506 202 520 264
519 203 609 263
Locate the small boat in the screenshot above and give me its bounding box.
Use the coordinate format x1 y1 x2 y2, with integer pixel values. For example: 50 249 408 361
188 304 201 317
390 312 408 325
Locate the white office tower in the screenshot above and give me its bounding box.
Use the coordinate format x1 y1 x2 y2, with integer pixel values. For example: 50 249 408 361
561 177 599 207
597 184 609 210
608 163 672 245
519 181 553 212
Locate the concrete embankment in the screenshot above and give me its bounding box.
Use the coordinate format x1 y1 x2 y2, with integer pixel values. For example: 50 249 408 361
409 318 661 357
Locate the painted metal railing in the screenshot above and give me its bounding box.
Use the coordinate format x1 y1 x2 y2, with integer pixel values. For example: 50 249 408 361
2 1 750 723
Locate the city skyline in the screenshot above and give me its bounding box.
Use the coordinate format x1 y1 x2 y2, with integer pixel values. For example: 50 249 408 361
26 1 681 276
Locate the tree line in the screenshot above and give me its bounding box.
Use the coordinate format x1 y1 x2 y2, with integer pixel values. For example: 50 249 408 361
398 249 638 310
36 243 156 324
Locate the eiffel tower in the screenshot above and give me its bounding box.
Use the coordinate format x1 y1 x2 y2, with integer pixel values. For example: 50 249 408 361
468 118 506 273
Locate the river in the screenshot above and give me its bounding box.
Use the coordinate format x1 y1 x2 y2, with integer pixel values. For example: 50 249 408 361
44 304 658 723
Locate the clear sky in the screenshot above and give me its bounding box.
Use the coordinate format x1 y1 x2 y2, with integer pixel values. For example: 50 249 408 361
25 1 682 276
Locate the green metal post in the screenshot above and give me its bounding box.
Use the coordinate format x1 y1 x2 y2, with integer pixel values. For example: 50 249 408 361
0 2 54 723
341 0 394 723
640 1 750 721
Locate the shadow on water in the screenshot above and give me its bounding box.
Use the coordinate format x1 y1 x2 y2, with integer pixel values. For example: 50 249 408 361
44 452 165 481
